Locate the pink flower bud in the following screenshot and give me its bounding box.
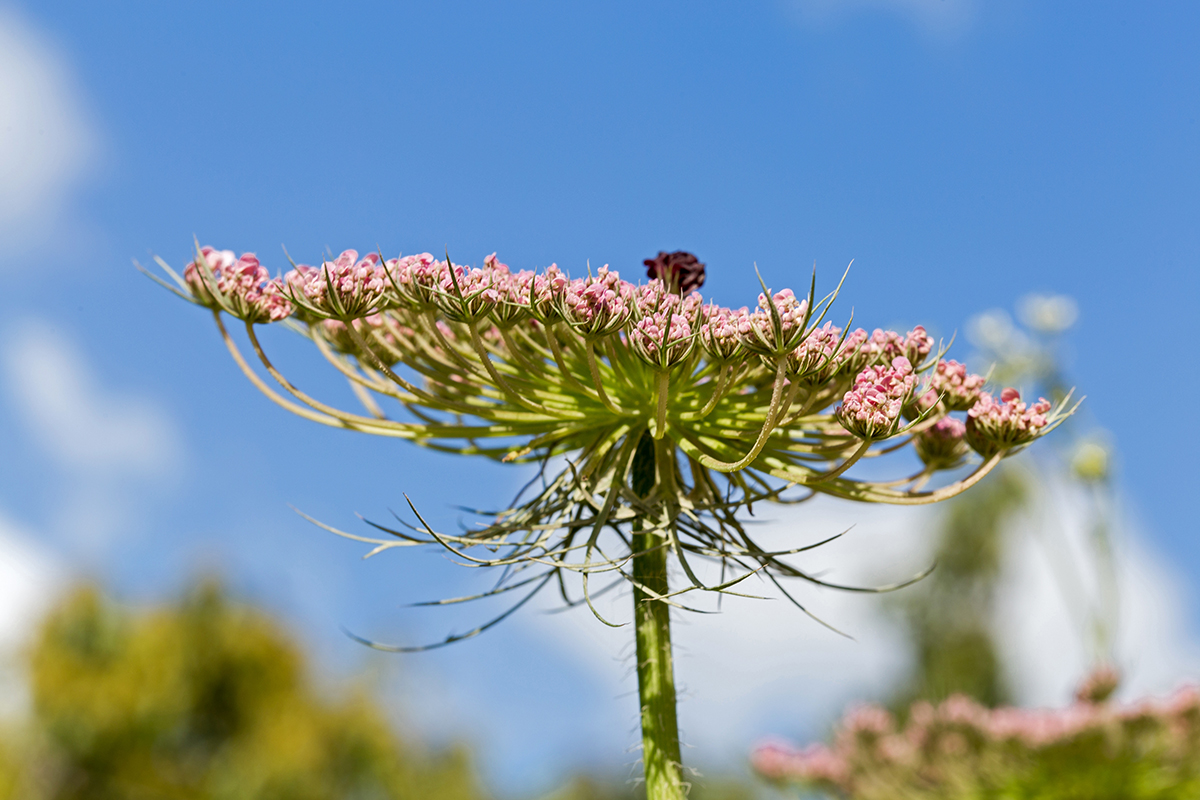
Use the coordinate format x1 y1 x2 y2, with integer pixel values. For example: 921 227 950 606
285 249 389 320
965 388 1052 456
836 357 917 440
186 247 292 323
738 288 809 355
914 416 969 469
928 359 986 411
558 266 630 337
699 304 746 362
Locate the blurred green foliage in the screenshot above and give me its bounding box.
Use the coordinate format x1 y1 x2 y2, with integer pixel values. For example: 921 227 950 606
1 580 483 800
889 467 1026 711
0 582 758 800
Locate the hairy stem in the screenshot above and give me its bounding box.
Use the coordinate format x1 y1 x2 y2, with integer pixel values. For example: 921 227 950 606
633 520 685 800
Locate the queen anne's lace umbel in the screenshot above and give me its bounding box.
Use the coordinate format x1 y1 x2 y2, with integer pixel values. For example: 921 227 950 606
154 243 1074 636
154 243 1078 800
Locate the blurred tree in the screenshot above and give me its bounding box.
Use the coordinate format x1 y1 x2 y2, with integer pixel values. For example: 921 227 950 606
888 468 1025 710
0 581 761 800
8 580 483 800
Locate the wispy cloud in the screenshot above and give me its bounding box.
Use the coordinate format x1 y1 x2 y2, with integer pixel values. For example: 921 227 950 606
0 7 95 254
2 320 182 547
4 320 179 475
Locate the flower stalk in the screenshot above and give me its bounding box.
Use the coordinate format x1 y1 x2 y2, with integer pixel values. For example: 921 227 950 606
633 523 685 800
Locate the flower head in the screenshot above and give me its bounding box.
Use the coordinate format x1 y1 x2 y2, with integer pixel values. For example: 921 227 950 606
914 416 969 469
643 250 706 293
698 305 746 363
928 359 986 411
559 266 631 336
786 321 842 380
285 249 389 320
528 264 567 323
837 357 917 440
965 388 1051 457
186 248 292 323
738 289 809 356
436 263 500 323
863 326 934 368
385 252 446 309
630 310 695 369
489 258 535 327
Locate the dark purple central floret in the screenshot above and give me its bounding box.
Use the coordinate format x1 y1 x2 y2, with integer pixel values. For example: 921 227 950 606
644 250 706 293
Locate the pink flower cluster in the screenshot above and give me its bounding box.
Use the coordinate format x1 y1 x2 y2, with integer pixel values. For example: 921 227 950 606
285 249 388 320
560 266 630 336
488 256 537 326
913 416 969 468
738 289 809 355
630 311 694 368
786 321 842 379
966 387 1052 456
928 359 987 411
436 262 502 322
628 281 702 367
752 674 1200 798
836 357 917 440
862 326 934 368
699 304 747 363
529 264 567 322
388 252 447 308
184 247 292 323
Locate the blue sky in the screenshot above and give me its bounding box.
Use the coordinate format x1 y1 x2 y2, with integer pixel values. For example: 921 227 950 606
0 1 1197 795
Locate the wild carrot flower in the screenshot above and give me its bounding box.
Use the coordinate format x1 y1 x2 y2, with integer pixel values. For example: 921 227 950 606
151 243 1076 800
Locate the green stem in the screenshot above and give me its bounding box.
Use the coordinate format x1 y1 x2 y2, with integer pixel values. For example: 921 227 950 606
633 521 685 800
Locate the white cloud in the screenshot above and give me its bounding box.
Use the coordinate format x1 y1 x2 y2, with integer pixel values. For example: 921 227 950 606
0 7 94 252
787 0 980 40
994 480 1200 707
523 476 1200 768
3 320 179 475
0 514 64 719
2 319 182 547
